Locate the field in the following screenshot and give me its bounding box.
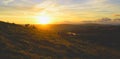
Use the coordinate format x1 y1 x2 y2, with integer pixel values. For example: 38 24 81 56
0 21 120 59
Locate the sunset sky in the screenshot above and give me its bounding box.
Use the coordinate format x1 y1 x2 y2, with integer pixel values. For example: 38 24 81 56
0 0 120 24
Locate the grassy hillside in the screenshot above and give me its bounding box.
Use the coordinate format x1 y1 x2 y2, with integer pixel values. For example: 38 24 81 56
0 21 120 59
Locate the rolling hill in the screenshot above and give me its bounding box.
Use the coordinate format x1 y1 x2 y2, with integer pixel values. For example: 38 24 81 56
0 21 120 59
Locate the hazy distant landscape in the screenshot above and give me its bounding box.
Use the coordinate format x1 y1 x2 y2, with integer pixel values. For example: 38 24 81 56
0 21 120 59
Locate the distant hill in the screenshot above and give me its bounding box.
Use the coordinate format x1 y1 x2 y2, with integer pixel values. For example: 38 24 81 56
0 21 120 59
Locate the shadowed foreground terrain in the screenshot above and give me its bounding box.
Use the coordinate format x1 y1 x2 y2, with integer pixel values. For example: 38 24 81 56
0 21 120 59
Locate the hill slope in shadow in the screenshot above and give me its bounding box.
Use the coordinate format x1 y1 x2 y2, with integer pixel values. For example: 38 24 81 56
0 21 120 59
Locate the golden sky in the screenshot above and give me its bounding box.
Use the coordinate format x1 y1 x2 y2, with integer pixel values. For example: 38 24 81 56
0 0 120 24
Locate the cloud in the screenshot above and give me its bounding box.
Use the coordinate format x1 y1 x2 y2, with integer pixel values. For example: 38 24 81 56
82 17 112 23
98 17 112 22
63 21 72 23
2 0 14 5
113 14 120 17
82 20 96 24
82 17 120 24
21 0 35 4
95 17 120 24
113 18 120 21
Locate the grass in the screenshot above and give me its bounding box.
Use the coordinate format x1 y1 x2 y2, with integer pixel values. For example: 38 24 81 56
0 21 120 59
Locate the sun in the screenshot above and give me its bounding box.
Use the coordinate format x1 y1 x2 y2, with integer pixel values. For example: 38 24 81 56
37 15 51 24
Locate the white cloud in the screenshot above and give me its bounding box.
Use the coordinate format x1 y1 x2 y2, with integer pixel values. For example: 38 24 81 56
21 0 34 4
2 0 14 5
